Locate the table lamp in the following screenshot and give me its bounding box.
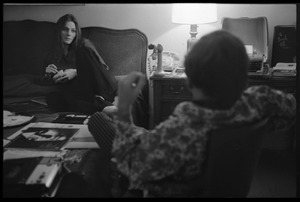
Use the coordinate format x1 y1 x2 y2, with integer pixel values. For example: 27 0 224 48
172 3 217 52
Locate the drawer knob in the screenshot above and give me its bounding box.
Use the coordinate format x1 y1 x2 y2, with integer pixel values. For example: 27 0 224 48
169 86 184 94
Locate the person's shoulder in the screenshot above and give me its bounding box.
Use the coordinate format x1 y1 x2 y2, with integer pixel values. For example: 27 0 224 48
244 84 293 102
79 38 94 48
245 85 271 94
78 38 98 53
174 101 199 115
175 101 192 109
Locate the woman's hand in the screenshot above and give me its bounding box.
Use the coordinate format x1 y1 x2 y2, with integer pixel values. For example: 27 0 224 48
45 64 58 79
52 69 77 84
52 70 66 83
63 68 77 80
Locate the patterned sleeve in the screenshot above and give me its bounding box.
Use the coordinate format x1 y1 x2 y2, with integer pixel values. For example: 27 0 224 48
246 85 296 131
112 103 205 190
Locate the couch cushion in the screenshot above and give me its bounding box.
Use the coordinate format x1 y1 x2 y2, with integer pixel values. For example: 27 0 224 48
3 74 59 97
3 20 56 76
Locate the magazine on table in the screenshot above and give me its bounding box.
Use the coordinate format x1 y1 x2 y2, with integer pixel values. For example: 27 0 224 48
62 125 99 149
5 126 78 151
4 122 99 153
52 112 90 125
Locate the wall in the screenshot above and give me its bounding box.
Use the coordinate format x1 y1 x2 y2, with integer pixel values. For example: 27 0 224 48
3 3 296 66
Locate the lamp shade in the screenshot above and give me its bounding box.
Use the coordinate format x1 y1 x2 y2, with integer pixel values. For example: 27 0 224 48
172 3 217 25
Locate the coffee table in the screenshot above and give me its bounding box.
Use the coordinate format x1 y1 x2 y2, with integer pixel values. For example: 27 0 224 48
3 97 114 197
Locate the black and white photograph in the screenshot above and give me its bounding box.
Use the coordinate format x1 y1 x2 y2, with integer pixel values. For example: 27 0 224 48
3 3 298 198
5 127 79 150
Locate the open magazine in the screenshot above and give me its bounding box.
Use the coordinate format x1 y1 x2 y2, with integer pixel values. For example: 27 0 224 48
4 122 99 153
5 126 78 151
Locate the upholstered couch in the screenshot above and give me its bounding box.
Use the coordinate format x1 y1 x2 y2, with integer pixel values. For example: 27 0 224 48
3 20 150 197
3 20 149 118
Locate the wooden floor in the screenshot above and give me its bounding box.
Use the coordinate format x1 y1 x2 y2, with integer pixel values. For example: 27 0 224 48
248 149 297 198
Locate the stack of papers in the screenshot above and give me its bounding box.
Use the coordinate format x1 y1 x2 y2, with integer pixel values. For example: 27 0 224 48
3 122 100 197
272 63 296 77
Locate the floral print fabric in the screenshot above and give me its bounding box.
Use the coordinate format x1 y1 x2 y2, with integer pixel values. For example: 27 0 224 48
112 85 296 197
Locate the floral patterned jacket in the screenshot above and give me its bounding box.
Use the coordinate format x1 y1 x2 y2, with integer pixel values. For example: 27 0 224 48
112 85 296 197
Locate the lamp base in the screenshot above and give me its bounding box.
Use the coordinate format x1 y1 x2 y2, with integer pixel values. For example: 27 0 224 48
187 37 198 52
187 24 198 52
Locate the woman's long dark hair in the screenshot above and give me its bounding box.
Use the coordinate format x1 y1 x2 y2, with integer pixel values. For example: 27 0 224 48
55 14 81 52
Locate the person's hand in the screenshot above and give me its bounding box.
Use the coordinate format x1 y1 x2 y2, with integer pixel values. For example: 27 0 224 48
63 68 77 80
102 96 119 117
102 105 118 116
113 96 119 106
117 71 146 120
52 70 67 83
45 64 58 79
52 69 77 84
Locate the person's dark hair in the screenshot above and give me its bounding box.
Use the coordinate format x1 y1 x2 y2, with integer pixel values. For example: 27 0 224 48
55 14 81 50
184 30 249 110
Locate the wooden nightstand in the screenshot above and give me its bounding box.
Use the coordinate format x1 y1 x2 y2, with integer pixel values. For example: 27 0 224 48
149 74 192 129
149 74 296 134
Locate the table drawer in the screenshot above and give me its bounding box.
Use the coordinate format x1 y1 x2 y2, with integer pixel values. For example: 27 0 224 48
160 83 192 98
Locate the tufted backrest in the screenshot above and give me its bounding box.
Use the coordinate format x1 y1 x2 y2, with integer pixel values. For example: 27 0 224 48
81 27 148 78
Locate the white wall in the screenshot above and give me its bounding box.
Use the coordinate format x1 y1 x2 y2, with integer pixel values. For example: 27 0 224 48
3 3 296 66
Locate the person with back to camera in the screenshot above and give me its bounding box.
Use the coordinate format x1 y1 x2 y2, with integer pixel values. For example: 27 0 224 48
88 30 296 197
41 14 118 115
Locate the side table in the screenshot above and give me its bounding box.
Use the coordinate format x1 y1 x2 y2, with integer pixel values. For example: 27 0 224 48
149 74 192 129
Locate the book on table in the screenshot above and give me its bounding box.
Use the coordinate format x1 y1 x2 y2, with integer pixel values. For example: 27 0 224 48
3 156 64 198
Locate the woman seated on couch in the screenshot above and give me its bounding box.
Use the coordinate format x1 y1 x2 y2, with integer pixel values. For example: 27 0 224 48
41 14 118 115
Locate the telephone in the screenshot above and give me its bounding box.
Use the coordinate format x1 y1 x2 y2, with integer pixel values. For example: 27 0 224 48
148 44 181 76
148 44 163 75
161 51 181 72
